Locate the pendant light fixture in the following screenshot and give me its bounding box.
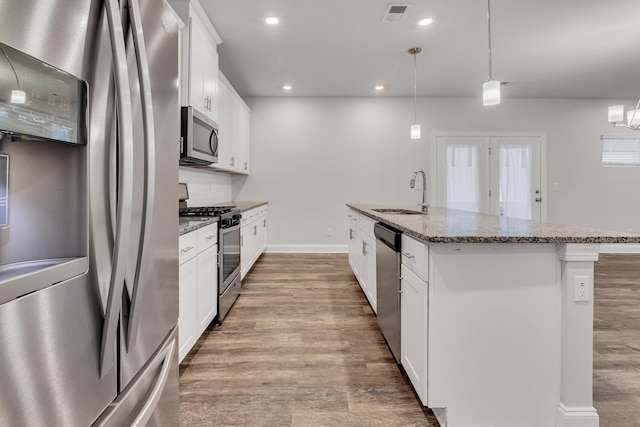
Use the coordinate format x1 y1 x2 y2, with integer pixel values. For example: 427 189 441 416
483 0 500 106
608 101 640 130
0 45 26 104
409 47 422 139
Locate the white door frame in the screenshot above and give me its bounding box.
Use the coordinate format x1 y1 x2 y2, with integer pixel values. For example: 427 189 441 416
431 131 548 222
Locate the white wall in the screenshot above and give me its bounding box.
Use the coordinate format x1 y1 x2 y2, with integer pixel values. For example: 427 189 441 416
232 96 640 250
179 167 232 206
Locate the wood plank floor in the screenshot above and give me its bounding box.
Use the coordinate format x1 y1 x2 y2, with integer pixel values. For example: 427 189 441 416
180 252 640 426
179 253 438 426
593 253 640 426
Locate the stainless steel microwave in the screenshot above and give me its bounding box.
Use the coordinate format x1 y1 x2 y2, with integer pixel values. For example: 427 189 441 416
180 106 218 166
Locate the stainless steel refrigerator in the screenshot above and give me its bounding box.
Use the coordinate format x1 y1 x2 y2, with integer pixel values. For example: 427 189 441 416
0 0 180 425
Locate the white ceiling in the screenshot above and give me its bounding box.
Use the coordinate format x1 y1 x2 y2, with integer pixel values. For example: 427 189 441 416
200 0 640 99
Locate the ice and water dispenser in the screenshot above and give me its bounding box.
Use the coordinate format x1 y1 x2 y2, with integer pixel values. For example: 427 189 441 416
0 41 88 304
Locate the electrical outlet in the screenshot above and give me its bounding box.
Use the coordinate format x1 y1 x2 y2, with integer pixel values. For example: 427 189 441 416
326 227 332 237
574 276 590 302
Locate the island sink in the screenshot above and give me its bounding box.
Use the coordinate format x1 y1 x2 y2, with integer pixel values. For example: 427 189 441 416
372 208 426 215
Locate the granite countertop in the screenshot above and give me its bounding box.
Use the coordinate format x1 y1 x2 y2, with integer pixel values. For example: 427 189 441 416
179 201 267 235
347 204 640 244
223 201 268 213
179 217 218 236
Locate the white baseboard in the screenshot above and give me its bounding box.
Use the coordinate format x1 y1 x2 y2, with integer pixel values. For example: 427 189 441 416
600 243 640 254
556 404 599 427
265 244 348 254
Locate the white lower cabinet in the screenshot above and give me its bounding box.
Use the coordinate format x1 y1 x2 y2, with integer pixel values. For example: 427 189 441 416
240 205 268 280
401 263 428 405
179 222 218 363
347 208 377 312
196 245 218 333
361 233 377 311
178 256 197 363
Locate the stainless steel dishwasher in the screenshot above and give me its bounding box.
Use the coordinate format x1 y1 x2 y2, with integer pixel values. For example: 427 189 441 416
374 222 402 364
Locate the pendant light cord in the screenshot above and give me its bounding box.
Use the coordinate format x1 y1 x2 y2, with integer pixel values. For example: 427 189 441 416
487 0 493 81
413 50 418 123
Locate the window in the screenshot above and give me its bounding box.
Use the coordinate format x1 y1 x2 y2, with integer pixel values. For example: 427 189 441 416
601 137 640 167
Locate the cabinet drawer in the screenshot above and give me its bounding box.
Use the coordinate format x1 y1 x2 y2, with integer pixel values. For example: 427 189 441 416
401 234 429 281
197 223 218 251
347 209 359 228
241 207 260 225
179 231 198 265
359 214 376 240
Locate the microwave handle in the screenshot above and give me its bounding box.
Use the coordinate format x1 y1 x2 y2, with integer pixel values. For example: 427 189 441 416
209 128 218 157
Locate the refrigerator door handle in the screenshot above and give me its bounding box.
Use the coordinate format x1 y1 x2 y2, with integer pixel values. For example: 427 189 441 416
125 0 157 351
130 338 176 427
100 0 135 379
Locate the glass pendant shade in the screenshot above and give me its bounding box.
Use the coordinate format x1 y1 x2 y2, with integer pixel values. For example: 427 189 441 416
483 80 500 106
627 109 640 127
411 123 421 139
608 105 624 124
10 89 25 104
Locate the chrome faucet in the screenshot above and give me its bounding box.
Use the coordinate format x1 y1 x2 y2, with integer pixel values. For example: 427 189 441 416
410 169 428 213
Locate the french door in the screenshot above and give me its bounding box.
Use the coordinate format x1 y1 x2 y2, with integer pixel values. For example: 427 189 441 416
433 134 544 221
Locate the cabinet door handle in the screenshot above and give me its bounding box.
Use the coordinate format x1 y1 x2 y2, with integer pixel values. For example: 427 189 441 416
349 229 354 240
402 252 415 259
205 235 216 241
180 246 195 254
253 225 257 235
362 241 368 256
244 162 248 170
263 219 266 227
230 156 235 166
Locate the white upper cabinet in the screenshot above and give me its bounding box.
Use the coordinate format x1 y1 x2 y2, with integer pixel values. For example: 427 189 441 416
175 1 251 175
214 73 251 175
179 3 221 124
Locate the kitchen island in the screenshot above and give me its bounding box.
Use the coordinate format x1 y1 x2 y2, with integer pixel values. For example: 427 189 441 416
347 204 640 427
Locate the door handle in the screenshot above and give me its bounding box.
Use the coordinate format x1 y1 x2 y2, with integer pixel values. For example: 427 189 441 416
130 337 176 427
126 0 158 351
535 198 542 202
100 0 135 379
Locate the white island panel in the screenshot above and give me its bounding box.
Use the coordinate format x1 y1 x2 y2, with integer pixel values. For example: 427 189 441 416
428 243 560 426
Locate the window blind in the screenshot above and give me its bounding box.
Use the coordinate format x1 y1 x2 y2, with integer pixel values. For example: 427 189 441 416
601 137 640 167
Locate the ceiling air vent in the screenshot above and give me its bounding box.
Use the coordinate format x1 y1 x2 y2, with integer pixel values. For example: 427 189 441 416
382 4 410 22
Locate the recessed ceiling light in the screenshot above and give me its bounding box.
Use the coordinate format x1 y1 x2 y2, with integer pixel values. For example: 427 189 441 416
265 16 280 25
375 85 385 91
282 85 292 90
418 17 434 26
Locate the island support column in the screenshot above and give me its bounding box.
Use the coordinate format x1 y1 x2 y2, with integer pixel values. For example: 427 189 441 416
556 243 600 427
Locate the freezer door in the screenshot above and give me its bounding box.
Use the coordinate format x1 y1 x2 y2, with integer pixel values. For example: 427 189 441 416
92 328 179 427
0 275 117 427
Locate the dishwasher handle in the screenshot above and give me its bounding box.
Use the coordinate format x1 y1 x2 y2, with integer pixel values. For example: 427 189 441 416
374 222 402 252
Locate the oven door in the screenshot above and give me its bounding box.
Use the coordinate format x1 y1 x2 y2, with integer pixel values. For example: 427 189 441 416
219 223 240 289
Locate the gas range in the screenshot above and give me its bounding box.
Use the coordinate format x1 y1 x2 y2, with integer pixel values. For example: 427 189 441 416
179 205 237 217
179 205 241 229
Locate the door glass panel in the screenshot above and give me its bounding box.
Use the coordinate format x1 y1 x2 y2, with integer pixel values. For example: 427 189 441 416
446 143 481 212
499 143 532 219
